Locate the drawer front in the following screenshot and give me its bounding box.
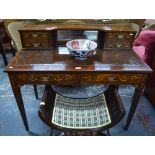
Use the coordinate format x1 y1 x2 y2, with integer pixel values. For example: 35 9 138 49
104 40 132 49
80 74 143 84
20 31 50 49
11 73 143 85
105 32 135 40
13 73 80 85
104 32 135 50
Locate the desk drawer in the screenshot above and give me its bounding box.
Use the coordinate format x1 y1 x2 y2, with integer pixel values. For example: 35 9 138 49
12 73 143 85
80 74 143 84
104 32 135 50
105 32 135 40
20 31 54 49
13 73 80 85
104 40 132 49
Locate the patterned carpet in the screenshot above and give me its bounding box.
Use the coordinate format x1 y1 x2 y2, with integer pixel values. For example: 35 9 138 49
0 53 155 136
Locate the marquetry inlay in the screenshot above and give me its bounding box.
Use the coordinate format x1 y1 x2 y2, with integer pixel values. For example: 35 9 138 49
106 32 134 40
81 74 143 84
104 32 135 49
21 31 49 48
12 73 143 85
13 73 78 84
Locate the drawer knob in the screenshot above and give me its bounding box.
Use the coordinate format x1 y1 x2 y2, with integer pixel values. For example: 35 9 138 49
130 33 134 36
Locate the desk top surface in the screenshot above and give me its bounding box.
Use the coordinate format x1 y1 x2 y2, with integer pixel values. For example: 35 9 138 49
5 49 152 73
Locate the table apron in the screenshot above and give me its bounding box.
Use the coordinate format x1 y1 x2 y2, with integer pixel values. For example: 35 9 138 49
9 73 145 85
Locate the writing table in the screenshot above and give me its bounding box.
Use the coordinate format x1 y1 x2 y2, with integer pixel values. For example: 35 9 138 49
5 48 152 131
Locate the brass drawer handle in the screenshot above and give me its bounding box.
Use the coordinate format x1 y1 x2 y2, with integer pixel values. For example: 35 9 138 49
130 33 134 36
41 77 50 81
126 33 134 39
108 77 127 82
109 77 117 81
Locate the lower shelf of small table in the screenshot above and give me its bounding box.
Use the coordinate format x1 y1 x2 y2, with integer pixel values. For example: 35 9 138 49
38 85 125 136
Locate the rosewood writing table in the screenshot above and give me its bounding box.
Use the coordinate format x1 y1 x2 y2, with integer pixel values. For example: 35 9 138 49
5 48 152 131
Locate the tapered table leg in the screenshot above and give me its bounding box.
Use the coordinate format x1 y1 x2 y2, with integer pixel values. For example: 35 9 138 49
124 82 145 130
9 76 29 131
33 84 38 99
